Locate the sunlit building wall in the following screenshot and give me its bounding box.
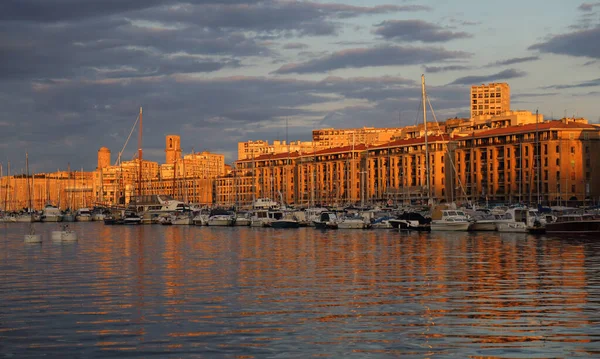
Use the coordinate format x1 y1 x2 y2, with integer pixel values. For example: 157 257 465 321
470 82 510 118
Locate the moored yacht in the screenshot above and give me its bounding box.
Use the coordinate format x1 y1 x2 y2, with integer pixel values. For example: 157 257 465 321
313 211 338 229
75 208 92 222
41 204 63 222
430 205 470 232
545 213 600 234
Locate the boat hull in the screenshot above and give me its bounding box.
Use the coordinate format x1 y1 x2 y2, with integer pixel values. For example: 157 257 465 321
208 219 233 226
469 221 497 231
431 221 470 231
545 220 600 234
271 220 300 229
496 222 527 233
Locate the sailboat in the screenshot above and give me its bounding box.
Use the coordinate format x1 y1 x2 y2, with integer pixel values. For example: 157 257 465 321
24 153 41 243
420 75 469 232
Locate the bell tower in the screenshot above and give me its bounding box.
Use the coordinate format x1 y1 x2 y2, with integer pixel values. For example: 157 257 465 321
165 135 181 164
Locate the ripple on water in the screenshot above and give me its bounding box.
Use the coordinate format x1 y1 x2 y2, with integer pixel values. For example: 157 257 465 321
1 223 599 358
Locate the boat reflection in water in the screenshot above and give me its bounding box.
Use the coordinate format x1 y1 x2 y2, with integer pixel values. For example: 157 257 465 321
1 225 599 358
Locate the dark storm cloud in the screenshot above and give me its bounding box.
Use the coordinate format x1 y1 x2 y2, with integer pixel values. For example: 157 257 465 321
373 20 471 43
485 56 540 67
0 19 265 80
137 1 429 36
448 69 527 85
423 65 472 73
529 26 600 59
0 73 470 170
544 78 600 89
274 46 471 74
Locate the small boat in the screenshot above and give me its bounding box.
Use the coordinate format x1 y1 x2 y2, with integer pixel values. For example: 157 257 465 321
233 212 251 226
337 214 371 229
75 208 92 222
122 211 142 225
207 209 235 226
41 204 63 222
389 212 431 231
496 208 530 233
270 212 300 229
62 210 76 222
545 213 600 234
163 212 193 225
313 211 338 229
249 209 270 227
430 205 470 232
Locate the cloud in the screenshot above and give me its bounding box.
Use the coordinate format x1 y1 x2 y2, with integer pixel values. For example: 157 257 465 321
0 73 470 170
0 20 266 81
578 2 600 11
485 56 540 67
274 46 471 74
373 20 471 43
283 42 309 50
423 65 472 73
136 1 429 37
544 78 600 89
448 69 527 85
529 26 600 59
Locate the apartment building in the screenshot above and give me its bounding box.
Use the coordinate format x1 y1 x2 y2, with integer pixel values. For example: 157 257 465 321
471 83 510 118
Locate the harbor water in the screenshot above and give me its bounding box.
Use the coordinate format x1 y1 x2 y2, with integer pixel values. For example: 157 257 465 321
1 223 599 358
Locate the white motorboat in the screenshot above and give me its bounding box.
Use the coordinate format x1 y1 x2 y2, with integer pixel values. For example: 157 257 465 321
337 214 371 229
75 208 92 222
313 211 338 229
41 204 63 222
207 209 235 226
166 212 193 225
496 208 530 233
233 212 251 226
193 213 209 226
122 212 142 225
430 205 471 232
249 209 270 227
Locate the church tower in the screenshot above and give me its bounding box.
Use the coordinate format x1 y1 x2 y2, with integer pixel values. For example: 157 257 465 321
165 135 181 164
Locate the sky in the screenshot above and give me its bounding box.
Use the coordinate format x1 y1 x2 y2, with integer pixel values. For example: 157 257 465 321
1 0 599 173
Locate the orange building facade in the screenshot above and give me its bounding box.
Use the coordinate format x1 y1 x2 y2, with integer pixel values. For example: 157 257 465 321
215 117 600 208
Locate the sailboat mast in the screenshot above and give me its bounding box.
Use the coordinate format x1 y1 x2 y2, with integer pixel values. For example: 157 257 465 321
26 153 32 211
421 75 431 203
138 106 143 197
535 109 541 205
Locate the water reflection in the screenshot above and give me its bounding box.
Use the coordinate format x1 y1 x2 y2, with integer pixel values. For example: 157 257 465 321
1 223 599 358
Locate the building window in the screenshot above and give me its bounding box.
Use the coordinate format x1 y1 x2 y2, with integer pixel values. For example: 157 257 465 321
525 147 529 156
544 170 548 180
571 147 575 154
556 171 560 180
544 144 548 155
556 158 560 166
544 157 548 166
556 145 560 153
572 184 576 193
